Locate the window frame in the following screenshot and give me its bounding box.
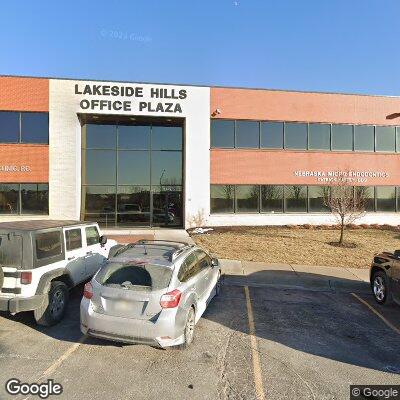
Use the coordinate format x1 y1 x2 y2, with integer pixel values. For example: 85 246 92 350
65 228 83 251
85 226 100 247
34 228 65 267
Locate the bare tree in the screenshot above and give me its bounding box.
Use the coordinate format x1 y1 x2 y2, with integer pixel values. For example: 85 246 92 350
323 177 366 246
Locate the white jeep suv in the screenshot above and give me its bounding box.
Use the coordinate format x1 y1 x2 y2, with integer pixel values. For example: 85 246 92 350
0 220 117 326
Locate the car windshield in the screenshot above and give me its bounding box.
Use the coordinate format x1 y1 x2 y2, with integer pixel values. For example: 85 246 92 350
0 233 23 268
95 261 173 291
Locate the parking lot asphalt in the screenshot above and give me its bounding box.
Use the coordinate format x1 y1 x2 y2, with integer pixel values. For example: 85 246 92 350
1 280 400 400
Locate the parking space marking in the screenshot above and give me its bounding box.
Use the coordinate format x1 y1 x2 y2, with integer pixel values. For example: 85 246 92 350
38 335 87 380
244 286 266 400
351 293 400 335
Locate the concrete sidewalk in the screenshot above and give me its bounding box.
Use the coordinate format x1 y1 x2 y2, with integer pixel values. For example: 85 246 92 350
220 259 371 293
104 228 194 244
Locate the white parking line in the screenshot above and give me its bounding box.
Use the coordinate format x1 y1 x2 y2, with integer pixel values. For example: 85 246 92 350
244 286 266 400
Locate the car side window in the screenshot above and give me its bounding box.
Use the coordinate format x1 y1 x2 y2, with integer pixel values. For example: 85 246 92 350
65 228 82 251
178 252 199 282
85 226 100 246
195 250 212 269
35 230 62 260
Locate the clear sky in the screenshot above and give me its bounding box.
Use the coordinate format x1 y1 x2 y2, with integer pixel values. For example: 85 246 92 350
1 0 399 95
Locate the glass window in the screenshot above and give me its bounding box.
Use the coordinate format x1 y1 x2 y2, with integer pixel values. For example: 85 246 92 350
261 185 283 212
117 186 150 226
118 151 150 185
354 125 374 152
65 229 82 251
0 184 19 214
260 122 283 149
284 185 307 212
0 111 19 143
178 252 199 282
331 124 353 151
35 231 62 259
210 185 234 213
355 186 374 212
211 120 234 148
376 186 396 212
20 184 48 214
151 151 182 186
84 149 116 185
308 124 330 150
396 127 400 153
236 121 259 148
86 226 100 246
21 112 48 144
284 123 307 150
83 185 116 227
308 186 329 212
235 185 259 213
376 126 395 152
83 124 116 149
195 249 212 269
151 186 183 227
152 126 182 150
118 125 150 149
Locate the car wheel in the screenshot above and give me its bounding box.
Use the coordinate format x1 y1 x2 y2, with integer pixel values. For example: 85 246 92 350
372 271 392 305
34 281 69 326
177 307 195 350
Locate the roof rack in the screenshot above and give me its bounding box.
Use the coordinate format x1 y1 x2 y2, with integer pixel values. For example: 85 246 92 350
136 239 191 247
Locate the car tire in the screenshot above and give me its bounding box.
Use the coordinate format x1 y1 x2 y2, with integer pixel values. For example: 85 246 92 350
177 307 195 350
34 281 69 326
372 270 392 305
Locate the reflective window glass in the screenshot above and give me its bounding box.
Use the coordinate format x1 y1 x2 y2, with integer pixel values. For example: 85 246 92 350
308 124 330 150
84 124 116 149
236 121 259 148
331 124 353 151
210 185 234 213
355 186 375 211
0 184 19 214
354 125 374 152
261 185 283 212
20 184 48 214
235 185 259 213
260 122 283 149
117 186 150 226
284 185 307 212
308 186 329 212
84 150 116 185
118 151 150 185
83 185 116 227
376 186 396 211
152 126 182 150
66 229 82 251
284 123 307 150
35 231 62 259
118 125 150 149
376 126 395 152
21 112 48 144
211 120 234 148
0 111 19 143
151 151 182 185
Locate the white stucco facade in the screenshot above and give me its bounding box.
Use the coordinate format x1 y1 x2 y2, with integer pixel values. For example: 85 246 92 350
48 79 210 229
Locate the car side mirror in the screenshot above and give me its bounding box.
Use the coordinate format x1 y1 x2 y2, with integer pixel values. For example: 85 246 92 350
211 258 219 267
394 250 400 259
100 235 108 247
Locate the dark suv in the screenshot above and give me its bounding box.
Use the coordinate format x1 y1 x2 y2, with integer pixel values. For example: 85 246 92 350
370 250 400 306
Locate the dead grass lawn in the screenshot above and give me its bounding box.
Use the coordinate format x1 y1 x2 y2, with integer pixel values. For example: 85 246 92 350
190 227 400 268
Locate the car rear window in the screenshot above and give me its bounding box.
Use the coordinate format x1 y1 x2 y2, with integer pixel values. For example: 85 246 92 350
35 230 62 260
96 262 172 291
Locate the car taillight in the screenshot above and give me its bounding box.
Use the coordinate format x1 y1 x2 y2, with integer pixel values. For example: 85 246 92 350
21 272 32 285
160 289 181 308
83 282 93 299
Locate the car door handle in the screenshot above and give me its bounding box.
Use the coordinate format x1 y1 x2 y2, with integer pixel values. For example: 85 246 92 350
68 256 76 261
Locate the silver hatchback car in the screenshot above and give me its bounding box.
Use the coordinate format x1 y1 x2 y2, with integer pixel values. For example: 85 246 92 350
80 240 221 349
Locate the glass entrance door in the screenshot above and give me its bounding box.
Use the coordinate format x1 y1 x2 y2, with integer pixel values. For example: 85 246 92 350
82 120 183 228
